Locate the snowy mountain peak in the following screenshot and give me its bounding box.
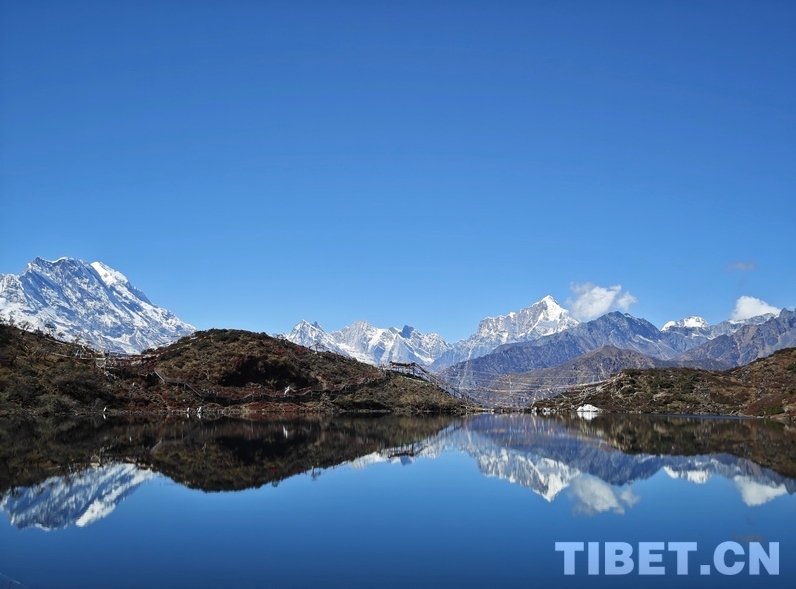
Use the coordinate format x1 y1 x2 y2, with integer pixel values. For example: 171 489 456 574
284 296 582 370
474 295 574 338
662 316 710 331
283 319 452 367
540 294 561 307
91 261 129 287
285 320 339 352
294 319 319 331
422 295 582 368
0 257 194 353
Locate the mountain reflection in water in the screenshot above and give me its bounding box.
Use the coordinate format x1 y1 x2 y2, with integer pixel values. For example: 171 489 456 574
2 413 795 531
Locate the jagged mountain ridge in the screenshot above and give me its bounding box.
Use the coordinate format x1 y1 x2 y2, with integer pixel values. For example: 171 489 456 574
677 309 796 367
662 313 777 353
1 256 784 379
284 296 579 368
285 297 775 374
432 295 579 369
284 320 452 366
441 310 795 393
0 257 194 354
442 312 681 391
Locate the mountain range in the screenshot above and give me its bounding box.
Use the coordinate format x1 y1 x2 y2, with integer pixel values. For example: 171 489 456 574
285 298 789 395
0 257 194 354
284 296 580 368
284 320 453 367
2 257 793 402
443 310 794 394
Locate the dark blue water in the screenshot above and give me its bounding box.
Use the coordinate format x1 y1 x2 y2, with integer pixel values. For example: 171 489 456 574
1 414 794 588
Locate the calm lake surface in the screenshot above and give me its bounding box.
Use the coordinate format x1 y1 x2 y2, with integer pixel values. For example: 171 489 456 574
1 413 795 589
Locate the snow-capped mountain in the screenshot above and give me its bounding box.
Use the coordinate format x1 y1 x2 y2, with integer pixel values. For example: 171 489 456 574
662 313 776 337
662 316 710 331
0 463 155 530
432 295 579 369
0 257 194 353
285 320 347 355
662 313 778 352
285 320 451 366
284 296 784 374
284 295 578 368
442 311 681 391
441 307 794 393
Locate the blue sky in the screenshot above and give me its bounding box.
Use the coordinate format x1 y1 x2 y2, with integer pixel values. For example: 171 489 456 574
1 1 794 341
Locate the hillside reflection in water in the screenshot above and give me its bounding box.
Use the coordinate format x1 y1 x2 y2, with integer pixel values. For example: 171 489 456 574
1 414 795 588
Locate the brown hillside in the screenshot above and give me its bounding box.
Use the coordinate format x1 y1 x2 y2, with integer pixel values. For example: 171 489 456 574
0 324 469 415
533 347 796 421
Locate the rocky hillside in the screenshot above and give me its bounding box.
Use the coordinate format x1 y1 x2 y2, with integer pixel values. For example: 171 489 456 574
0 324 470 416
488 346 729 404
533 347 796 420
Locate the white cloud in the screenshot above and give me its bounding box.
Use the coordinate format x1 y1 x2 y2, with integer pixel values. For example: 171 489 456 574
727 261 757 272
569 283 637 321
730 296 780 321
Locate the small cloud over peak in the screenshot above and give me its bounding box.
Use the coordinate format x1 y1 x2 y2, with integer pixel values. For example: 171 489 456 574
568 283 637 321
727 261 757 272
730 296 780 321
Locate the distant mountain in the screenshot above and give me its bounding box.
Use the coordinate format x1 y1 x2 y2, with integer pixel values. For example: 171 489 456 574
442 312 681 391
284 295 578 368
488 346 671 402
441 309 794 395
676 308 796 367
662 314 777 353
284 320 351 357
0 257 194 353
284 298 779 377
431 295 579 369
284 320 451 366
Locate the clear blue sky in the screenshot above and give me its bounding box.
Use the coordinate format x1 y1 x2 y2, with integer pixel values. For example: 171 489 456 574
1 1 794 341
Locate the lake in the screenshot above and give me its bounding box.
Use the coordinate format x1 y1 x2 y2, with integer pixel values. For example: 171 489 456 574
1 413 794 588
